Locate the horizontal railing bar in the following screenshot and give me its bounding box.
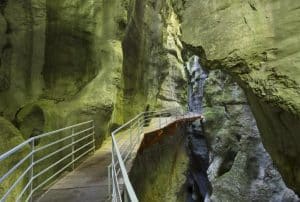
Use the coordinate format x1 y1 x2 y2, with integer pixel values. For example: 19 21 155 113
111 135 138 201
72 126 94 138
34 138 93 182
114 122 142 145
123 136 140 163
73 147 94 164
144 108 172 114
32 159 73 194
115 130 132 144
0 119 95 202
110 107 188 202
123 133 139 163
34 126 94 153
34 142 73 165
72 133 94 148
33 151 74 179
16 174 33 201
118 133 133 149
121 133 138 157
73 140 94 154
34 120 93 139
1 163 33 201
0 138 33 162
32 147 94 196
34 135 72 153
0 151 34 184
112 112 147 135
0 120 94 163
112 163 122 202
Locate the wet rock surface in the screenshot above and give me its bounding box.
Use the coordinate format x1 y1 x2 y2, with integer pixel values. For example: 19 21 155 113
129 125 188 202
178 0 300 193
202 70 299 201
0 0 300 200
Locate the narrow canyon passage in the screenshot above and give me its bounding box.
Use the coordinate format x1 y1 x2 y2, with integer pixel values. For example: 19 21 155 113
128 56 299 201
0 0 300 202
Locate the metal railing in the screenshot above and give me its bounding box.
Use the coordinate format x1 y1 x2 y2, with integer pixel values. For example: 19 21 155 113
0 120 95 202
110 107 199 202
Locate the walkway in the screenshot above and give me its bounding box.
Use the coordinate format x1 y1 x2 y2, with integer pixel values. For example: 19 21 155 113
37 113 202 202
37 137 112 202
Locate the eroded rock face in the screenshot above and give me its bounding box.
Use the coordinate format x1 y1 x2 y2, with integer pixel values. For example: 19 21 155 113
0 0 185 145
0 0 46 119
1 0 299 200
129 125 188 202
0 117 30 202
120 0 186 119
0 1 185 199
0 0 127 148
203 70 299 201
178 0 300 194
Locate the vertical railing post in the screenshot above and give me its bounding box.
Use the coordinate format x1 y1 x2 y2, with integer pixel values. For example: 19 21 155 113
159 112 161 128
108 165 111 199
92 121 96 153
111 142 116 201
138 118 141 142
71 128 75 170
141 116 144 134
165 111 167 126
130 124 133 150
29 138 35 202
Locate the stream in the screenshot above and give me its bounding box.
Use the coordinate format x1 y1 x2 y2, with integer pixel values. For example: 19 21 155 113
185 56 211 202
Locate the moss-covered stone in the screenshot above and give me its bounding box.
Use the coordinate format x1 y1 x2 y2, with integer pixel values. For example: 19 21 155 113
120 0 186 119
179 0 300 194
201 70 298 201
0 117 30 202
129 126 188 202
0 0 299 200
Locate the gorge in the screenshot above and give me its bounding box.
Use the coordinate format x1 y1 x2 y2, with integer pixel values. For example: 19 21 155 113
0 0 300 201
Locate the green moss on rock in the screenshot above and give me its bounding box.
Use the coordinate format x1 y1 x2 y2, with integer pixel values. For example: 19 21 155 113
0 117 30 202
180 0 300 194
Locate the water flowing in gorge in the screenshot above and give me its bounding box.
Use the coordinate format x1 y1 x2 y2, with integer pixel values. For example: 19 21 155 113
185 56 210 202
0 1 300 201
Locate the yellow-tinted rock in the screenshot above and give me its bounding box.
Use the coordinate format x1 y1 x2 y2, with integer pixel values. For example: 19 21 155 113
180 0 300 194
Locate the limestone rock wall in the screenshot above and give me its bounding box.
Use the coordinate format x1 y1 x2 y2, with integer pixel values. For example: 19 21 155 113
178 0 300 194
1 0 300 199
0 0 185 146
0 0 46 120
0 0 185 197
0 118 30 201
120 0 186 119
202 70 298 201
129 125 188 202
0 0 124 142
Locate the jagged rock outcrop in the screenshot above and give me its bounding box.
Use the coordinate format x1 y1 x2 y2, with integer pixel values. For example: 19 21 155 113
129 125 188 202
0 1 185 199
0 0 129 144
0 0 185 146
178 0 300 194
0 117 30 201
1 0 300 200
120 0 186 119
203 70 298 201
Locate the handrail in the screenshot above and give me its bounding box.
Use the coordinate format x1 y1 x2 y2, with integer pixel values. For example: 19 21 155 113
112 113 144 135
0 139 33 163
110 107 190 202
0 120 95 201
112 135 138 202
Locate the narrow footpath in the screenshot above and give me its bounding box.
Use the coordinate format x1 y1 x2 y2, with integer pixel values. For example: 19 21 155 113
37 114 201 202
